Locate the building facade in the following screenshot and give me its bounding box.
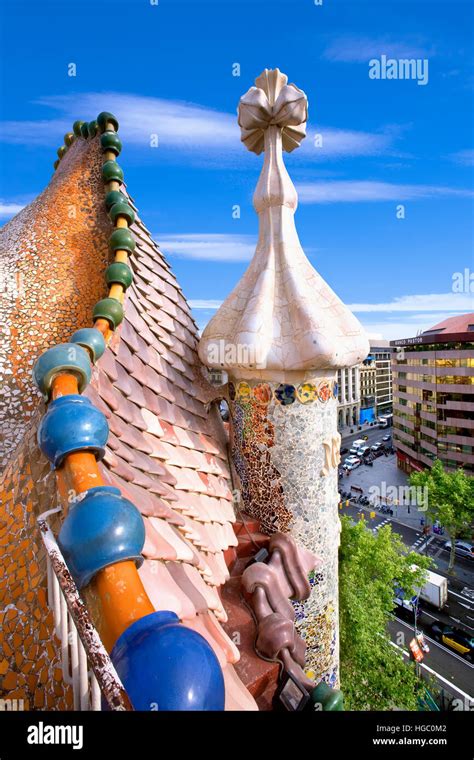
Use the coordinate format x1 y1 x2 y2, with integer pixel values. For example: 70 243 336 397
369 339 394 417
337 366 361 429
391 314 474 474
359 356 376 423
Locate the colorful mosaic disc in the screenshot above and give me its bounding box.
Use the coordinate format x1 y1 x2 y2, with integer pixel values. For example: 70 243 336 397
236 381 252 400
275 383 296 405
317 381 332 404
296 382 317 404
253 383 272 404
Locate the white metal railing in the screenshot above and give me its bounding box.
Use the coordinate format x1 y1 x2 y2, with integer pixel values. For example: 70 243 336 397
39 508 132 711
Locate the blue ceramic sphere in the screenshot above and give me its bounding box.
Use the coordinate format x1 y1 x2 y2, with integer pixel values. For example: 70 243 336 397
110 611 225 711
58 486 145 589
37 394 108 469
33 342 91 398
71 328 106 363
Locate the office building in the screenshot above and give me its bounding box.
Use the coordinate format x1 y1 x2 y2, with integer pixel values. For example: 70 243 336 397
369 339 394 417
359 355 376 423
391 313 474 473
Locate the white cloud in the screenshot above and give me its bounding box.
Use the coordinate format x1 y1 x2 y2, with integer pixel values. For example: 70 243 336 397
295 127 394 160
189 293 473 343
348 293 473 313
157 233 255 262
364 330 384 340
0 92 401 164
359 319 434 341
189 292 472 315
0 201 25 218
449 148 474 166
297 180 473 203
189 299 224 309
323 35 433 64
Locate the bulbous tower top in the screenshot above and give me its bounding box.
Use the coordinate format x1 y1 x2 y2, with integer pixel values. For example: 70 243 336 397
198 68 369 381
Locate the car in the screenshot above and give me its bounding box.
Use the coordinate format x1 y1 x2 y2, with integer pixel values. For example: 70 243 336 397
349 447 360 455
343 457 361 471
443 539 474 561
359 446 370 455
340 447 349 455
382 435 391 442
344 456 360 464
430 623 474 661
370 444 381 451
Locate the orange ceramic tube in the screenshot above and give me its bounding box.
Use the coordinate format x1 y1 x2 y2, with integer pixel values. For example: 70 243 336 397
52 373 79 399
94 562 156 651
114 251 129 264
108 283 124 302
49 375 154 652
94 317 111 338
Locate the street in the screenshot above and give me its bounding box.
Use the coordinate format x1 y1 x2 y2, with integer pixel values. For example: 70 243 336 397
388 617 473 701
338 430 474 704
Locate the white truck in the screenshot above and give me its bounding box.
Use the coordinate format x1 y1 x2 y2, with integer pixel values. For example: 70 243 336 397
394 568 448 614
418 569 448 610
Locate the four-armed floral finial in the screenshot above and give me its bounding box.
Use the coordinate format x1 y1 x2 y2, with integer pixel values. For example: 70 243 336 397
238 68 307 154
199 68 369 379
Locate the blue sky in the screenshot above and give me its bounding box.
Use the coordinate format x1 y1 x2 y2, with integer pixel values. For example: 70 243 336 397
1 0 473 339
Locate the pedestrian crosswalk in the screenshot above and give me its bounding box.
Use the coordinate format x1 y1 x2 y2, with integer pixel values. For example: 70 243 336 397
410 533 425 550
411 534 435 553
372 518 390 534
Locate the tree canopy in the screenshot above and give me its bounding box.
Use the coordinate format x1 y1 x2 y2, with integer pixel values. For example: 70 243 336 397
339 516 431 710
409 460 474 572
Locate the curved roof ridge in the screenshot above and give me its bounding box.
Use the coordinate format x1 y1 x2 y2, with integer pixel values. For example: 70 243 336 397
2 111 258 710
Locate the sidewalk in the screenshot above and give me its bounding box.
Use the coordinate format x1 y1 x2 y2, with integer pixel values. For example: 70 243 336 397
339 423 377 440
339 452 428 531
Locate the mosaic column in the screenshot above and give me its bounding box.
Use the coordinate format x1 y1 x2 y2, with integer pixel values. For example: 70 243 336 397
199 69 369 688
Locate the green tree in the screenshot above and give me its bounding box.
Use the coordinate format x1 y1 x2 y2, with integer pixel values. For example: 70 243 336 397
339 516 431 710
409 460 474 573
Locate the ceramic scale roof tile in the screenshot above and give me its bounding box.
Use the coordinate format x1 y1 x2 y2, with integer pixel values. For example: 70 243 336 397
0 125 258 711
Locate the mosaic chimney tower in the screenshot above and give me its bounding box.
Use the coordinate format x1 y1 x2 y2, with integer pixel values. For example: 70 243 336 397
199 69 369 687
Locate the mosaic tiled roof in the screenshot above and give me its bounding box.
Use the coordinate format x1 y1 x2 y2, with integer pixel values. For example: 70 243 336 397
0 121 258 710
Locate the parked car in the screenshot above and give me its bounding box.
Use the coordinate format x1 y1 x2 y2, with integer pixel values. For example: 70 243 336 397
359 446 370 456
430 623 474 661
443 539 474 561
343 457 361 471
370 444 381 451
382 435 391 442
340 447 349 455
